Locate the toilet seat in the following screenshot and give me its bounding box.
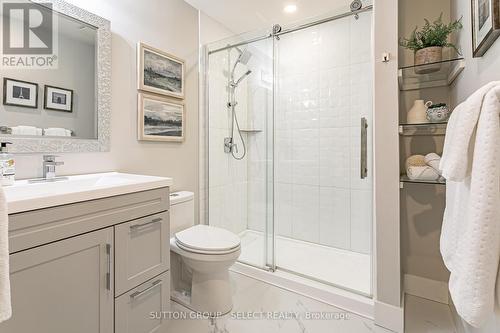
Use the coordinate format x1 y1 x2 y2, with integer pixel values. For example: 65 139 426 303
175 225 241 255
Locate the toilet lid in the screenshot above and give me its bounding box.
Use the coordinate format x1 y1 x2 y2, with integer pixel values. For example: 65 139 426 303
175 225 241 253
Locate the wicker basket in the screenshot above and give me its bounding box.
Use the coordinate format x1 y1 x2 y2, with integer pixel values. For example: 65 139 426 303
414 46 443 74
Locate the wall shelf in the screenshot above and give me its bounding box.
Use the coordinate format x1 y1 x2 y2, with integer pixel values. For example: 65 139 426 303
398 58 465 91
399 122 448 136
400 175 446 188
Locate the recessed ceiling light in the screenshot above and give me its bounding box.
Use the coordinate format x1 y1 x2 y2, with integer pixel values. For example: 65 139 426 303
284 4 297 13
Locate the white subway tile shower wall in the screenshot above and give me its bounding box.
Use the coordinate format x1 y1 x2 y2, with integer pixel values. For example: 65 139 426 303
208 51 249 235
247 44 273 234
274 12 373 254
207 12 372 255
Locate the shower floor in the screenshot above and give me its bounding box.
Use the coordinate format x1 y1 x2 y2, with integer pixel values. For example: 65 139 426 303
238 230 371 295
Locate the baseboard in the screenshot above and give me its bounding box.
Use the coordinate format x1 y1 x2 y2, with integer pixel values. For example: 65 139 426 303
374 299 404 333
404 274 449 304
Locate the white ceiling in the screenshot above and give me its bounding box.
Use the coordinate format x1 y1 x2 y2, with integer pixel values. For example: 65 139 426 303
184 0 355 34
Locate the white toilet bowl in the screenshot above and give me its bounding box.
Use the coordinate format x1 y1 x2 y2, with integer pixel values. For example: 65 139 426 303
170 224 241 316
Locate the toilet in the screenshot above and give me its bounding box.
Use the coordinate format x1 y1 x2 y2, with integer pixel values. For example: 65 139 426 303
169 191 241 316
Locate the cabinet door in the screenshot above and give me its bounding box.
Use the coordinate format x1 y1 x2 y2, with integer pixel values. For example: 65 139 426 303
0 228 114 333
115 271 170 333
115 212 169 296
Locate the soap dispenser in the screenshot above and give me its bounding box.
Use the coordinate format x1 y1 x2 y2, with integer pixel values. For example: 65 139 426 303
0 142 15 186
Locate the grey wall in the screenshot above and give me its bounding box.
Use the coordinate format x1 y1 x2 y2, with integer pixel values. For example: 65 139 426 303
13 0 200 221
450 0 500 104
1 33 96 138
398 0 452 283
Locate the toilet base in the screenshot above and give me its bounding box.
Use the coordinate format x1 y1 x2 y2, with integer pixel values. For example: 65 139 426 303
191 269 233 316
170 241 240 317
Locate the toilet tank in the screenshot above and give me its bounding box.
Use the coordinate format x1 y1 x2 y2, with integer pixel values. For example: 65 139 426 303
169 191 194 237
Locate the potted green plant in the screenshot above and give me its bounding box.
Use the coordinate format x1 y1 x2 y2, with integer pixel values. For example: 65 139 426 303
400 14 463 74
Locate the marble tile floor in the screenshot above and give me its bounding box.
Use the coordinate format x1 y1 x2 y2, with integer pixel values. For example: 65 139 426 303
167 271 392 333
404 295 456 333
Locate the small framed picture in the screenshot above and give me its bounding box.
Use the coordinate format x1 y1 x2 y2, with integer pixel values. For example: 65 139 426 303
472 0 500 57
138 93 184 142
44 85 73 112
138 42 185 99
3 78 39 108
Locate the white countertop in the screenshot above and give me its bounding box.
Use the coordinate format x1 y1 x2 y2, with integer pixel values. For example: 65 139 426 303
3 172 173 214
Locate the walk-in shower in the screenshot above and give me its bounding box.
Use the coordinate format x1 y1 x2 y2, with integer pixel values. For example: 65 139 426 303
204 4 373 296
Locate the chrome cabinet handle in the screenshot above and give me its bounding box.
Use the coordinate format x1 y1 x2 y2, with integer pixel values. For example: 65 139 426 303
105 244 111 291
129 217 162 230
130 280 162 300
360 117 368 179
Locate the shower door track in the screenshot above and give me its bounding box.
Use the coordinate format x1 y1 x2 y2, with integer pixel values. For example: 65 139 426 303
207 4 373 55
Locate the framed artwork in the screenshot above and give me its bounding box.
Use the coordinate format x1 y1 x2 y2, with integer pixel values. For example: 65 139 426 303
3 78 38 108
472 0 500 57
138 92 184 142
44 85 73 112
137 42 185 99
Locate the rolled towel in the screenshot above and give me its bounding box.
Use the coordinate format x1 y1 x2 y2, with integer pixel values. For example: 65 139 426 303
11 126 39 136
406 155 441 181
425 153 442 175
44 128 71 137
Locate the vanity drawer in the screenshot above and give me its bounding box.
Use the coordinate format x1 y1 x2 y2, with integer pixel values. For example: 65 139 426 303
115 212 170 296
115 271 170 333
9 188 169 253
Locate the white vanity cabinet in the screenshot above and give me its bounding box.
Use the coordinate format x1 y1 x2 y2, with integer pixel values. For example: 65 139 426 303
115 212 170 296
115 271 170 333
1 228 114 333
1 187 171 333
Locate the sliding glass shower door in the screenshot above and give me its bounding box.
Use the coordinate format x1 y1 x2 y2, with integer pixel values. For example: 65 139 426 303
273 9 373 295
206 6 373 296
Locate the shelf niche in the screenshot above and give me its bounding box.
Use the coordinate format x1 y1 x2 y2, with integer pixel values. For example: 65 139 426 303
398 58 465 91
398 122 448 136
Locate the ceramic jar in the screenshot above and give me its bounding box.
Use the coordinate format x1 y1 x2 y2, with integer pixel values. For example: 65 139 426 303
407 100 433 124
426 104 450 123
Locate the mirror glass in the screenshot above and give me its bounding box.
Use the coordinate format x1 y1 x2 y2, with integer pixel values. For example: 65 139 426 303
1 2 98 140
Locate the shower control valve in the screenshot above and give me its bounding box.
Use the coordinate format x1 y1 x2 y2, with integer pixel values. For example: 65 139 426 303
224 137 234 153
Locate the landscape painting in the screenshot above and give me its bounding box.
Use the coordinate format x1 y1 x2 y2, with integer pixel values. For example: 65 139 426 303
138 42 185 99
138 93 184 142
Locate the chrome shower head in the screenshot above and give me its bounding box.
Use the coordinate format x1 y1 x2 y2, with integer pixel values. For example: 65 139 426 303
231 48 253 79
237 49 252 65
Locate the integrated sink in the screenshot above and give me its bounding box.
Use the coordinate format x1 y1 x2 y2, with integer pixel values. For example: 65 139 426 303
4 172 173 214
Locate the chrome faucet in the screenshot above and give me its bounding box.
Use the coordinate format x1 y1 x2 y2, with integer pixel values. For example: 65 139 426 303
42 155 64 179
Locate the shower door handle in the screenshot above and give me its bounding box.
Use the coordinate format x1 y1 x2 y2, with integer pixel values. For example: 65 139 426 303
360 117 368 179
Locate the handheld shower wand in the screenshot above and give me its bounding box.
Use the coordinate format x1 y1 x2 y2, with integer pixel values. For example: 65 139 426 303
225 48 253 160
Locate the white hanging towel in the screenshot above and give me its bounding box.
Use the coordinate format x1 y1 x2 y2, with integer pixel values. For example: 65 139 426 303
440 81 500 327
0 186 11 323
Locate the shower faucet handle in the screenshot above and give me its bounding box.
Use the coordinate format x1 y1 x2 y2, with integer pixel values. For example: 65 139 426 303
224 137 238 154
224 137 233 153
